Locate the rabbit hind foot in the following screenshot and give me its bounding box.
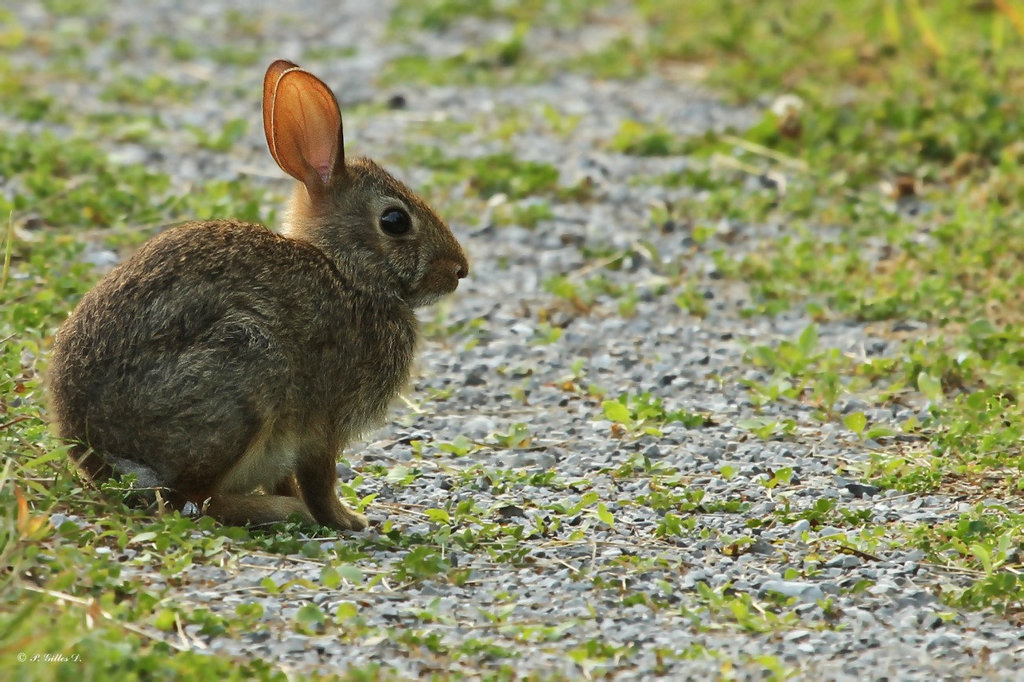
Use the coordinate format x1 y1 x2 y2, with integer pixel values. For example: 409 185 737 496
203 493 315 527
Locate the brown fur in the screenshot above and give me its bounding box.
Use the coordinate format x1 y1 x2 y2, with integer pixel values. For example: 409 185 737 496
47 61 468 531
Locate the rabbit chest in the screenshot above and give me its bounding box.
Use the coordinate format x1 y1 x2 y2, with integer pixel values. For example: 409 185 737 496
217 293 416 495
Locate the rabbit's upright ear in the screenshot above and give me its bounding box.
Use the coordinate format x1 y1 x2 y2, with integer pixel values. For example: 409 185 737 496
263 59 298 162
263 61 345 193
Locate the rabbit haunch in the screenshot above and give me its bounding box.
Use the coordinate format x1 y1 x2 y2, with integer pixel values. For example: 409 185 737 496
46 60 468 531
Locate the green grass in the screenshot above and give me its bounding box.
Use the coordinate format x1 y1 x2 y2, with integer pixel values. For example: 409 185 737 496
390 0 601 33
640 0 1024 620
0 127 281 678
639 2 1024 500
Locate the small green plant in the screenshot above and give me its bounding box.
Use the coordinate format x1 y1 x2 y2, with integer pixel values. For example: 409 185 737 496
609 119 682 156
674 280 709 317
737 416 797 441
437 434 476 456
602 392 708 438
492 200 554 228
908 504 1024 615
100 73 205 105
381 26 545 86
187 118 247 152
490 422 532 449
410 147 565 200
532 321 564 345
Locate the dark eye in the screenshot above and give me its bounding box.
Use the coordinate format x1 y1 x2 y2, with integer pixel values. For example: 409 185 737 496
379 208 411 236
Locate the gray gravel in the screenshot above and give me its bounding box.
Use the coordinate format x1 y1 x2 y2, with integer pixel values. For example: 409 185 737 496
13 0 1024 679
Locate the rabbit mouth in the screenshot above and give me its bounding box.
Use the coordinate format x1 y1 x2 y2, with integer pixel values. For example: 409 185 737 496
407 257 466 307
408 282 470 308
406 291 446 308
407 278 460 308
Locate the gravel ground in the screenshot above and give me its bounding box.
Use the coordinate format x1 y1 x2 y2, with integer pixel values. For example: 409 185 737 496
11 0 1024 679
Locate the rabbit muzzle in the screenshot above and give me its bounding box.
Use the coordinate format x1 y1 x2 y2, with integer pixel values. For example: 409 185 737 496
408 252 468 307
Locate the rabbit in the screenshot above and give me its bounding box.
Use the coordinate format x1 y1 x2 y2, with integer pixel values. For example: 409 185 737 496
47 59 469 531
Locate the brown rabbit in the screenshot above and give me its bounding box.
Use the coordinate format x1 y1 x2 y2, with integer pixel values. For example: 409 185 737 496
47 60 469 531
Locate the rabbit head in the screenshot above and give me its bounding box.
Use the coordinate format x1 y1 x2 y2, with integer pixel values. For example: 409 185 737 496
262 59 468 308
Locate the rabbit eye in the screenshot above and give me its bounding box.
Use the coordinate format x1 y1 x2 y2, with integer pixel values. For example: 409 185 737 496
379 208 411 236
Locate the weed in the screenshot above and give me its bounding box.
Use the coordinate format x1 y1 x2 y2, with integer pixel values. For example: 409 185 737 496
602 392 709 438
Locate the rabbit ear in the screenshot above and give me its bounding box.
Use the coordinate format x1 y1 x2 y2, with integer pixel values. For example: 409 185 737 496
263 59 299 168
264 63 345 192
